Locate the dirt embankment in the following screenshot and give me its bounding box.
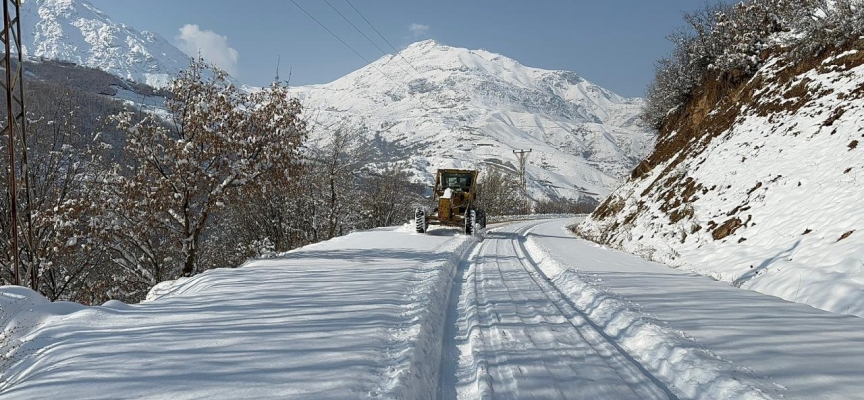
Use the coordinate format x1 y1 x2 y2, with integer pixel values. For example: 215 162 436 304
582 40 864 245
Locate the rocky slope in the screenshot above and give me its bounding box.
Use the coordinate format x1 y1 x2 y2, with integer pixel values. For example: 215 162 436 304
578 41 864 317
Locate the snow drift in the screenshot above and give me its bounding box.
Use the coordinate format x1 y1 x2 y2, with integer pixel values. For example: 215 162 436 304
0 226 475 399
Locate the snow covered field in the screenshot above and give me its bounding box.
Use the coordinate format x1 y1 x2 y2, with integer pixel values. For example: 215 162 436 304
3 219 864 399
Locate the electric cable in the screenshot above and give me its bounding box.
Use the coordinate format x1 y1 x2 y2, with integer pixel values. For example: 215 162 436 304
343 0 426 78
322 0 421 82
288 0 437 111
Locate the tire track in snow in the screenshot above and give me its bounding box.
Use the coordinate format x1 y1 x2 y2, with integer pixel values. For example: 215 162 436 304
441 221 677 399
438 238 492 400
509 222 679 399
522 220 775 400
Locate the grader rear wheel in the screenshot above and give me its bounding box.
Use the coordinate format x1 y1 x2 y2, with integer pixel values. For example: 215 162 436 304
476 209 487 229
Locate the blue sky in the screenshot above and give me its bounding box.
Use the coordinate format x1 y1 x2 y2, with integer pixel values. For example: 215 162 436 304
87 0 708 98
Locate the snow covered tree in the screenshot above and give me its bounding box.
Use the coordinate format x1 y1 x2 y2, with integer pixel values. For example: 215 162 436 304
643 39 701 129
15 84 106 301
0 81 116 303
94 58 305 297
197 161 306 269
789 0 864 58
641 0 864 129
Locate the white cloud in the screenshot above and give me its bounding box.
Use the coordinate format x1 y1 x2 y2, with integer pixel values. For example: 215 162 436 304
409 23 429 38
175 24 240 76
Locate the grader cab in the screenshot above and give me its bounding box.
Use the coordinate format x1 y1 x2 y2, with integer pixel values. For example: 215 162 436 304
414 169 487 234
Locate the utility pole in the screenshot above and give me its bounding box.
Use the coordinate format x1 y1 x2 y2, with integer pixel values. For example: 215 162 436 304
513 149 531 213
2 0 27 287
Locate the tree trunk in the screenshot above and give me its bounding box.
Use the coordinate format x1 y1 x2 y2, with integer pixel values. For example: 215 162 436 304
327 174 337 239
181 198 208 278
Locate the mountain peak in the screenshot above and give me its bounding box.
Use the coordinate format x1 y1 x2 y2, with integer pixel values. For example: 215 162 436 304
19 0 190 88
404 39 441 50
393 41 589 89
293 42 653 202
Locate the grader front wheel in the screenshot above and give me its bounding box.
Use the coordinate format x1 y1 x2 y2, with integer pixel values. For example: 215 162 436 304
415 208 427 233
464 209 476 235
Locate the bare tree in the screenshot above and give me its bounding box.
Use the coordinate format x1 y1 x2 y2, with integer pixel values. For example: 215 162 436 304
533 197 599 214
475 167 526 216
94 58 306 298
1 81 114 303
358 164 426 229
303 125 376 240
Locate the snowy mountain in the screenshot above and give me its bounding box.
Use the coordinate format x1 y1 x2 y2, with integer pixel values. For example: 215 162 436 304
292 40 654 202
18 0 189 88
14 0 654 202
578 44 864 317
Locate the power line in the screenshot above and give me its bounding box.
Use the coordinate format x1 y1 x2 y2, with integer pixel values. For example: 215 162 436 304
289 0 374 67
289 0 440 113
323 0 421 82
323 0 386 56
343 0 426 78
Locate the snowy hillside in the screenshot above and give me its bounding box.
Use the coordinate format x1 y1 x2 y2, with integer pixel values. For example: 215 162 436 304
578 44 864 317
292 40 654 202
18 0 189 88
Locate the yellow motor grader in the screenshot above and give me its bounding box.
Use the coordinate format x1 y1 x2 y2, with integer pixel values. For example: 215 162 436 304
415 169 487 234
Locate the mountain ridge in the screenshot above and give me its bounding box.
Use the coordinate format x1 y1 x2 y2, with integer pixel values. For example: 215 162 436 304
292 39 654 202
14 0 654 203
19 0 189 88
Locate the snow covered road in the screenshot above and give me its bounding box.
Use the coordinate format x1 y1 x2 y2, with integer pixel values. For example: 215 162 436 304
523 219 864 400
3 218 864 399
441 224 675 399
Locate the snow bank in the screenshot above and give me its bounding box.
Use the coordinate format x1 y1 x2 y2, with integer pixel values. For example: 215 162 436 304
450 244 495 400
383 229 478 399
0 227 478 399
0 287 88 389
487 213 586 223
143 277 192 302
142 227 479 399
522 233 772 400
